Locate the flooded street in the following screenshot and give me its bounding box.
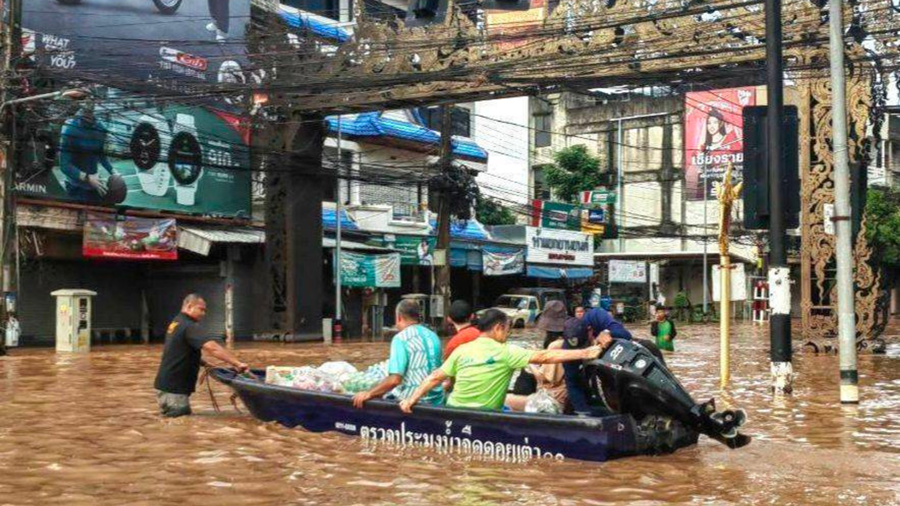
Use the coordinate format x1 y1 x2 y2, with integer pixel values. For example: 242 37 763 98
0 323 898 506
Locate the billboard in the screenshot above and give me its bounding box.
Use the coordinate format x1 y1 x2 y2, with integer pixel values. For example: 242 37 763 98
83 211 178 260
23 0 251 95
15 87 252 217
684 87 757 200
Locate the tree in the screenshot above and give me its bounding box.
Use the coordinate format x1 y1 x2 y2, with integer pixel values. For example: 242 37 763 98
544 145 603 204
865 186 900 270
476 195 517 225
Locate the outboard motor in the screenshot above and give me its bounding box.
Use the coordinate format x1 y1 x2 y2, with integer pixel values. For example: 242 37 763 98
587 340 751 449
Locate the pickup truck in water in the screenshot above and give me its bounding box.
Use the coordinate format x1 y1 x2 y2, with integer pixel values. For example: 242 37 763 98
480 294 543 328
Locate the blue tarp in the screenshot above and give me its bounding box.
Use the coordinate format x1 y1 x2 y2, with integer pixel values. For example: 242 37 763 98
279 6 352 43
526 265 594 279
322 208 358 231
429 219 492 241
326 113 488 162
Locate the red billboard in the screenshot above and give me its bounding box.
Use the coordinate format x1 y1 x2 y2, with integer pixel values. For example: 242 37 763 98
83 212 178 261
684 87 757 200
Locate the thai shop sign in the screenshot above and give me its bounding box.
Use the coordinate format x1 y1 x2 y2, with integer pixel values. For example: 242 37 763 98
371 235 436 266
83 212 177 260
339 251 402 288
483 250 525 276
608 260 647 283
525 227 593 266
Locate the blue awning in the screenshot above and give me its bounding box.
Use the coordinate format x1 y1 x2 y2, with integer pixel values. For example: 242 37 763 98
279 6 352 43
323 208 358 231
526 265 594 279
429 219 492 241
326 113 488 162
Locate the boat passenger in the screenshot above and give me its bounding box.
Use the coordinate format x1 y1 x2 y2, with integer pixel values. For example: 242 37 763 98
443 300 481 361
574 306 585 319
538 300 567 349
352 300 444 409
154 294 249 418
504 327 569 412
398 309 602 413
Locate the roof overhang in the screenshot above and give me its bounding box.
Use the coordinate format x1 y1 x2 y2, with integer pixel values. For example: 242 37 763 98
594 251 756 264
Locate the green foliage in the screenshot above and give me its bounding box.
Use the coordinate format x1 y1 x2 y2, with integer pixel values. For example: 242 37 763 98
865 187 900 269
475 195 517 226
544 145 603 204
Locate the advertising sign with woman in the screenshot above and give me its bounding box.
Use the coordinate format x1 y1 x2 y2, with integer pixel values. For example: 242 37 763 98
683 88 756 200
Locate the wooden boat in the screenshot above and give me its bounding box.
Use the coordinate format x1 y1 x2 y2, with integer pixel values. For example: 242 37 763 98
211 368 700 463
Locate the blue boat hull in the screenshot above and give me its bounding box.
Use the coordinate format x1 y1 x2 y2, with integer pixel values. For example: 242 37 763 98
212 369 699 463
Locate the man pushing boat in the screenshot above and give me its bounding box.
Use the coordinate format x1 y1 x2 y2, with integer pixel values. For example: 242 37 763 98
154 294 249 417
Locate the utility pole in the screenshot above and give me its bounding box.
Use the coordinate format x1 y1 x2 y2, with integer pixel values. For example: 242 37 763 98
717 164 742 387
828 0 859 403
434 105 453 328
0 0 19 356
766 0 793 393
703 173 709 314
334 115 343 344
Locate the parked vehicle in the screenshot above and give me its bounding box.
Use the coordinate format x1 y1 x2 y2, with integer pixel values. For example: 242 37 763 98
56 0 183 15
481 294 542 328
509 287 568 311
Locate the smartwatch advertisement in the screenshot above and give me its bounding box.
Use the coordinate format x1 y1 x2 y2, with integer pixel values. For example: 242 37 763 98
14 86 252 218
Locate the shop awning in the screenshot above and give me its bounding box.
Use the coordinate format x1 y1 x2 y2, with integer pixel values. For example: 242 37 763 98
594 251 755 264
526 265 594 279
178 227 265 256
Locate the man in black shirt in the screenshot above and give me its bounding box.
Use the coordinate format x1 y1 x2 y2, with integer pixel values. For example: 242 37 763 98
154 294 249 417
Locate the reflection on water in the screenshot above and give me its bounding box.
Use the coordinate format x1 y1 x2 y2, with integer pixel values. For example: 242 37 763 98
0 323 898 505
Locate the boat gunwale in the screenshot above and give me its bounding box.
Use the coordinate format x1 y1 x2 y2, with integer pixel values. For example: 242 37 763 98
213 368 632 431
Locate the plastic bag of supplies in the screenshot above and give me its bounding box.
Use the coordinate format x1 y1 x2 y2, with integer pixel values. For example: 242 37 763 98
524 390 562 414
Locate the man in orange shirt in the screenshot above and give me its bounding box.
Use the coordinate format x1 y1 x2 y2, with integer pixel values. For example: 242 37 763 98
443 300 481 360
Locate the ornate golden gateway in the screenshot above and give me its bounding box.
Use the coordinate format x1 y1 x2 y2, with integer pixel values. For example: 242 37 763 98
250 0 897 344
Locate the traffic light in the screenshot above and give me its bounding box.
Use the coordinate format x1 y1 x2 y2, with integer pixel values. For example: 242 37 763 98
742 105 800 230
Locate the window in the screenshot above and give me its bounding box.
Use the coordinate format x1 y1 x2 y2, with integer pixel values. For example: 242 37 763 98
418 106 471 137
534 113 552 148
533 165 549 200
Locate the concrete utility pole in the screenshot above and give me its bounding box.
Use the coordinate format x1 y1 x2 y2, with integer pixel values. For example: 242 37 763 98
334 115 343 344
828 0 859 403
765 0 793 393
0 0 19 356
434 105 453 328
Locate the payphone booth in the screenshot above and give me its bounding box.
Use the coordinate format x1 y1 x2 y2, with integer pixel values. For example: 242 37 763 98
52 289 97 353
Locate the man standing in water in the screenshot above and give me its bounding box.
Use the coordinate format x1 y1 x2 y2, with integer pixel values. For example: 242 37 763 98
154 294 249 417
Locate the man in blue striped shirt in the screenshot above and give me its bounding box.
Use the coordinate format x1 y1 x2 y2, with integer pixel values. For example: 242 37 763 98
352 299 443 408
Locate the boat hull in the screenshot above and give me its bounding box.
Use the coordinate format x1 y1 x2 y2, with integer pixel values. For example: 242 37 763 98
212 369 699 463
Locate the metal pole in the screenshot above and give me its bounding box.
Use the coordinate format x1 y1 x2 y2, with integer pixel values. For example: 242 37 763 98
721 253 731 386
766 0 793 393
617 119 624 253
828 0 858 403
703 174 709 314
334 115 343 344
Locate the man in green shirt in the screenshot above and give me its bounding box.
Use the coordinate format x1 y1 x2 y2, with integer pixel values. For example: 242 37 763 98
399 309 603 413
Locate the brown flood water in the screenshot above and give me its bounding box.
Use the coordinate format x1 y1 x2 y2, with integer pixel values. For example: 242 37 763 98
0 322 898 506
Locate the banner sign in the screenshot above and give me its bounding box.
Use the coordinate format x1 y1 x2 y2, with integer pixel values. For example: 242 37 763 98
525 227 593 266
23 0 251 97
712 263 748 301
608 260 647 283
340 251 402 288
371 235 436 266
684 87 756 201
15 87 252 218
532 199 610 235
486 0 546 51
580 190 617 205
83 212 177 260
483 250 525 276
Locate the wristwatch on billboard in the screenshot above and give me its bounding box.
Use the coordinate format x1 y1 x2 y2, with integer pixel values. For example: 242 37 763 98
130 115 171 197
168 114 203 206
